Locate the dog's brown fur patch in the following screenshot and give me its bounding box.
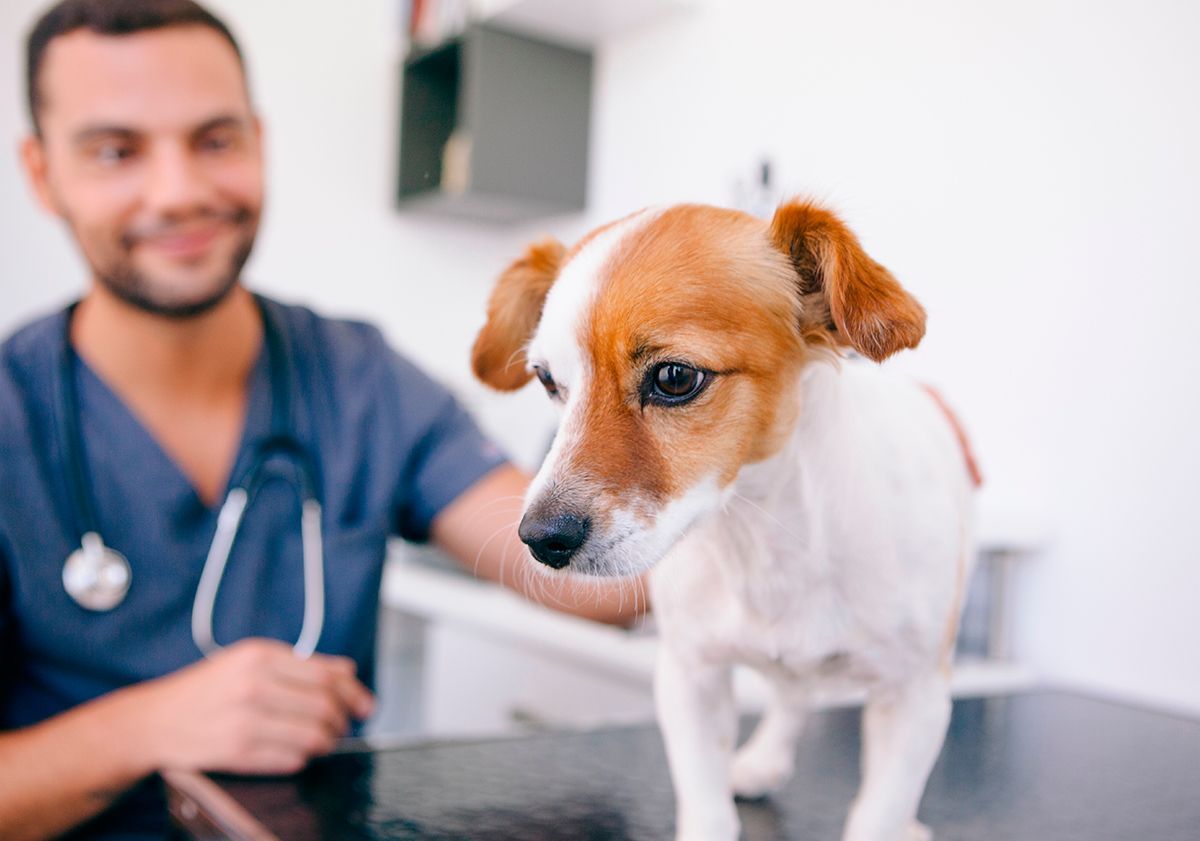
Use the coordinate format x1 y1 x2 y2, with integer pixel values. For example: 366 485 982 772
562 206 810 510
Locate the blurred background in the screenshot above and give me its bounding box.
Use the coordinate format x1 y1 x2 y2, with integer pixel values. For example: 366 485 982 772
2 0 1197 733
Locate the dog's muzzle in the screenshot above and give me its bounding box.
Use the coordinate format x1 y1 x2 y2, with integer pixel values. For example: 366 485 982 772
518 508 591 569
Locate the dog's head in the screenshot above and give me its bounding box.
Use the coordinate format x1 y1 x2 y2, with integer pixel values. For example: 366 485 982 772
472 200 925 577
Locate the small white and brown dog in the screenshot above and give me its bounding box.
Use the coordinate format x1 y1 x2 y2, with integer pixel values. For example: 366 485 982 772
472 199 981 841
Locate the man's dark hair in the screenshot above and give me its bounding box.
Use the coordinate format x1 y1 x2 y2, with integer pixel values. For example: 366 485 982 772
26 0 245 135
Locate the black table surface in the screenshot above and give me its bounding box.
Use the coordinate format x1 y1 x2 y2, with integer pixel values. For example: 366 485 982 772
167 691 1199 841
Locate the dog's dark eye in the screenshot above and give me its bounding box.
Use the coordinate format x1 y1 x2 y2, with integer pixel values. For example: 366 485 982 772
533 365 559 399
647 362 707 405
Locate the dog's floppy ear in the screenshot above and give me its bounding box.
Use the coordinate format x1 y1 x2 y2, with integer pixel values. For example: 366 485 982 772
769 200 926 362
471 238 565 390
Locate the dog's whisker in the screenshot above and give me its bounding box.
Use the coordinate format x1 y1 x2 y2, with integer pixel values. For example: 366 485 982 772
470 519 521 580
728 492 806 547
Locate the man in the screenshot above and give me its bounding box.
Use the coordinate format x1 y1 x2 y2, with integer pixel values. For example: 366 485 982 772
0 1 645 838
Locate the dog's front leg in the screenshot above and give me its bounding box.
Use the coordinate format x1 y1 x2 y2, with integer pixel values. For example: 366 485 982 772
656 645 739 841
841 672 952 841
730 675 808 798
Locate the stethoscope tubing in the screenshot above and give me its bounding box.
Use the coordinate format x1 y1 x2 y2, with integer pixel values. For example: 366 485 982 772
58 297 326 658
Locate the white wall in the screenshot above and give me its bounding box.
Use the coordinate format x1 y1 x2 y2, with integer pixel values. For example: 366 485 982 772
2 0 1198 714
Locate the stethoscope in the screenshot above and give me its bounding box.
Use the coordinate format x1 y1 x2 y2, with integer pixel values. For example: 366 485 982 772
58 298 326 658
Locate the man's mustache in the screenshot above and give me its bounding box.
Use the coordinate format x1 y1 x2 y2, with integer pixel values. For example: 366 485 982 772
120 207 254 249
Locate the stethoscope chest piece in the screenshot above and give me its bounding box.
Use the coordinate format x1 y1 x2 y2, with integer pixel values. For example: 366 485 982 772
63 532 131 612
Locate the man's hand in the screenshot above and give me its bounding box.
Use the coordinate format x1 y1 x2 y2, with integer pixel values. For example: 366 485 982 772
124 638 374 775
0 639 375 841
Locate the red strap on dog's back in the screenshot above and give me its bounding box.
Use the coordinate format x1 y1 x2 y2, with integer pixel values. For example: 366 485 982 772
920 385 984 488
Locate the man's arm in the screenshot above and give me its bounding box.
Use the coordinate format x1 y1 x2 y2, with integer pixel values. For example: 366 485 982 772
431 464 649 626
0 640 374 841
0 682 161 840
0 546 119 840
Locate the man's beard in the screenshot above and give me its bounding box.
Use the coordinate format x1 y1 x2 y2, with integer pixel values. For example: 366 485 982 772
98 207 258 319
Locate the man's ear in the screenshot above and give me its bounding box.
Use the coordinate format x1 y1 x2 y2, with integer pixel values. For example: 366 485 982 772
471 238 565 390
251 115 265 158
20 135 58 216
769 199 926 362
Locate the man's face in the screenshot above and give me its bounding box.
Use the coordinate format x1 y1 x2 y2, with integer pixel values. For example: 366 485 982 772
24 25 263 317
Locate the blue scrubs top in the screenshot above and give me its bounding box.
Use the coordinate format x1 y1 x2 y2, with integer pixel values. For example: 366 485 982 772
0 296 507 834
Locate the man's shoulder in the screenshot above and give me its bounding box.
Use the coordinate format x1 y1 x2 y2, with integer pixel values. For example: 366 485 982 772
0 308 67 447
261 295 440 396
1 308 67 405
263 294 382 351
1 308 67 371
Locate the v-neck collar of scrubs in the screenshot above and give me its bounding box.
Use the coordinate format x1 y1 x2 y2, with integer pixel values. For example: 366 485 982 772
63 306 273 517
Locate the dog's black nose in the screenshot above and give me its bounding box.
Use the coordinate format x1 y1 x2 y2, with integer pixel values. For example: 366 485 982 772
519 510 591 569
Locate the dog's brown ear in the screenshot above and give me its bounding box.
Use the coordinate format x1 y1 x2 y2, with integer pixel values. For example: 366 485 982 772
769 200 926 362
471 238 565 390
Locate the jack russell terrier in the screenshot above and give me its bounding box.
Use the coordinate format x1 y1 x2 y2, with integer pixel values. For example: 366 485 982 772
472 199 981 841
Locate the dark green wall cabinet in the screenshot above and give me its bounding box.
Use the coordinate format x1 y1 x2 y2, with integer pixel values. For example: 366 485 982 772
397 25 593 222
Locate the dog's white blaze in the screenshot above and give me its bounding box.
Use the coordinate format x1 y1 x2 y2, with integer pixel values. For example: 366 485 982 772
526 207 660 386
525 208 661 508
522 383 585 509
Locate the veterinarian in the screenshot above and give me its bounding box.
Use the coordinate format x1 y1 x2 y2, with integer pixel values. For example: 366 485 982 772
0 1 645 838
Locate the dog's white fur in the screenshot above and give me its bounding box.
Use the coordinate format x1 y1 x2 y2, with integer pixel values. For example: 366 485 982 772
475 201 977 841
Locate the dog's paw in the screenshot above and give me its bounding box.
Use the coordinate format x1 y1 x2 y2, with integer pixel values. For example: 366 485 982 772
907 821 932 841
675 809 740 841
730 742 794 799
842 817 932 841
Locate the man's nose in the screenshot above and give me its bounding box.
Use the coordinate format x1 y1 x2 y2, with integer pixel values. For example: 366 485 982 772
143 145 212 213
518 509 591 569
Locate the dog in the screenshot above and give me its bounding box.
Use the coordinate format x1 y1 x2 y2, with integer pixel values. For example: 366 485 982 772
471 199 980 841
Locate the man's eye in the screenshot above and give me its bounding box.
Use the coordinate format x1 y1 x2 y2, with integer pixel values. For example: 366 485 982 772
199 132 237 153
93 144 136 165
533 365 559 399
646 362 708 405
